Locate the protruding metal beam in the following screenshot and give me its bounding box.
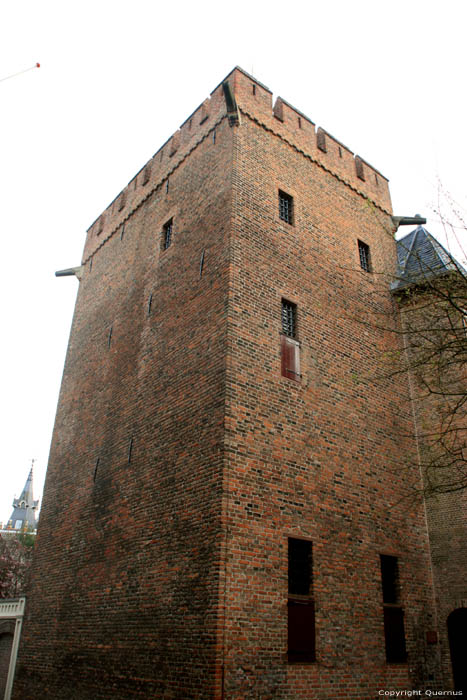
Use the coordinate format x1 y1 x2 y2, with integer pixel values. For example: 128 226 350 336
55 266 83 280
392 215 426 230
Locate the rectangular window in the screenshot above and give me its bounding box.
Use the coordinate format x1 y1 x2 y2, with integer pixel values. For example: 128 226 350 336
288 538 315 662
380 555 407 663
162 219 173 250
381 554 399 604
279 190 294 225
281 299 297 338
281 300 300 382
358 240 371 272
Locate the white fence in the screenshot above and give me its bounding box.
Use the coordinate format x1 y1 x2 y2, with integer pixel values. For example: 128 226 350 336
0 598 25 700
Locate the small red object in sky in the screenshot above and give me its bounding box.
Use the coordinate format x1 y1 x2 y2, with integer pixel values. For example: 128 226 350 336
36 63 40 68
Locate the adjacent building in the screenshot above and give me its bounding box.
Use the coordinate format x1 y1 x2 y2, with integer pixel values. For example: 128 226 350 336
3 466 39 533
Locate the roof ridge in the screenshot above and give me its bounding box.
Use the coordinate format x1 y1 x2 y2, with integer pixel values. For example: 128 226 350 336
400 227 420 274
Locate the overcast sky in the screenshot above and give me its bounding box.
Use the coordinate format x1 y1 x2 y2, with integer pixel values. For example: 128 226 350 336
1 0 466 523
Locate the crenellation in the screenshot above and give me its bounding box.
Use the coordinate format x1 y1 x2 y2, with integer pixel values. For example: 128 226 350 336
117 191 126 212
199 98 209 124
82 88 228 263
82 66 392 268
273 96 284 122
357 154 388 182
225 67 392 213
317 126 327 152
276 97 316 128
316 128 353 156
168 130 180 157
227 66 273 120
355 155 365 181
142 163 151 185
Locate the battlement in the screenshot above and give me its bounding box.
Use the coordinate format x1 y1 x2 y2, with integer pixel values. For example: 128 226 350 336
82 67 392 262
226 66 391 210
82 78 228 262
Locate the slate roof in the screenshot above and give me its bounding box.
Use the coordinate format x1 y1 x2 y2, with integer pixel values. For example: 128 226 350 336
392 225 463 290
8 467 39 530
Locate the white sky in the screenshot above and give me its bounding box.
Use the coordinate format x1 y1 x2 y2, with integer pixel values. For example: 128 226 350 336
1 0 466 523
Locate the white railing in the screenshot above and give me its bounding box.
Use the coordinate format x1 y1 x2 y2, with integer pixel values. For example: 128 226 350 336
0 598 25 619
0 597 26 700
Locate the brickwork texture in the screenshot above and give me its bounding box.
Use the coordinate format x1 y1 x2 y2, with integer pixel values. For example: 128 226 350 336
12 67 463 699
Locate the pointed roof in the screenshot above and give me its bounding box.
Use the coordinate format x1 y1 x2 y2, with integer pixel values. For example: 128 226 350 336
8 465 39 531
392 225 464 291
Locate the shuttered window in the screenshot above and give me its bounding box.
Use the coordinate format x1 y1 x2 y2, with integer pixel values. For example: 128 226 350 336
281 335 301 382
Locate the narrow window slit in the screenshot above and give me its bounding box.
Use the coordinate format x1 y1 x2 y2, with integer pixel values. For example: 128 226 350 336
281 300 301 383
148 294 153 316
358 240 371 272
380 555 407 663
288 538 315 662
162 219 173 250
93 458 100 482
199 249 205 277
279 190 294 225
128 437 134 464
108 326 113 348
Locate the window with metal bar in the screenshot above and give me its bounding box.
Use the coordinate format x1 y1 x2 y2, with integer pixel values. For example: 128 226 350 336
281 300 300 382
281 300 297 338
358 240 371 272
380 555 407 663
288 538 315 662
279 190 294 225
162 219 173 251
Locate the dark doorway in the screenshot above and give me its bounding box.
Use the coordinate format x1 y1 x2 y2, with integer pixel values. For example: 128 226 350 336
447 608 467 693
0 631 14 698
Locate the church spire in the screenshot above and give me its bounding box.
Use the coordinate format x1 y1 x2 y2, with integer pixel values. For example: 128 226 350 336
8 460 39 531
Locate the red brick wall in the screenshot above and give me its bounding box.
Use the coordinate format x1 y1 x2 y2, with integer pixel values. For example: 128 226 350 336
14 108 233 699
14 68 446 699
220 74 441 697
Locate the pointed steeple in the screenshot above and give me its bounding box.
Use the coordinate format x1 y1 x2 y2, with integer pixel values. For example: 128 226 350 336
8 461 39 531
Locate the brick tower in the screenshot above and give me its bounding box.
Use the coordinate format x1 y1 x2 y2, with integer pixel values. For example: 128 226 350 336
13 68 454 699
